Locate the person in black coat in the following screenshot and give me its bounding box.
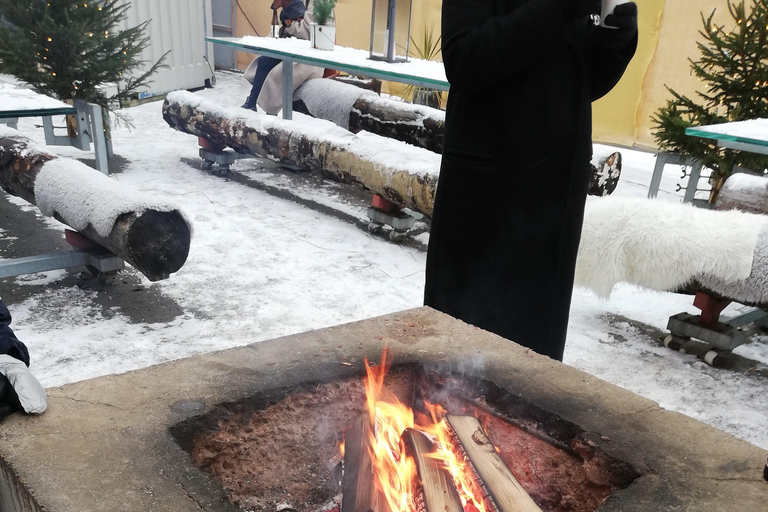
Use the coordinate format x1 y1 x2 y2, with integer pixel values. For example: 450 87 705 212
424 0 638 361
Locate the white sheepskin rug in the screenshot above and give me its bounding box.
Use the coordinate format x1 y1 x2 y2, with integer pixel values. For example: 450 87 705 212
575 197 767 298
35 158 187 238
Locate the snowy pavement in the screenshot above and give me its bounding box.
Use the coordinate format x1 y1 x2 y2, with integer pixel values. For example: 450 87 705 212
1 71 767 451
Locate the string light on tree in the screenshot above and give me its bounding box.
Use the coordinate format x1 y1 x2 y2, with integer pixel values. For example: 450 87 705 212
0 0 168 114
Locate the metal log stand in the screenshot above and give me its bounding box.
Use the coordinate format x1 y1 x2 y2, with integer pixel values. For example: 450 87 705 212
0 230 124 285
43 100 112 175
664 292 768 366
366 194 415 243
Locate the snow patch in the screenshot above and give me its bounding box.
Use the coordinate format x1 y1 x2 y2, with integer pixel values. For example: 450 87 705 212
0 82 74 113
35 158 189 237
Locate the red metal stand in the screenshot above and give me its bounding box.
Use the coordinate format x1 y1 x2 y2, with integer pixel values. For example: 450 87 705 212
693 292 731 327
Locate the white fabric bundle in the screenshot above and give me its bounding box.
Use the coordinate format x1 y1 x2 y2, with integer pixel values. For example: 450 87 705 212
575 197 767 298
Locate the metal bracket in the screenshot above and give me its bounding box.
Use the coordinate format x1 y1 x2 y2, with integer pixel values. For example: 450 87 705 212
0 249 124 279
667 312 748 352
648 152 704 203
0 117 18 130
42 100 110 175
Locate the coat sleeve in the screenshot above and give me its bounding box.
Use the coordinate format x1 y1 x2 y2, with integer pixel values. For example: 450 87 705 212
442 0 572 92
586 30 637 101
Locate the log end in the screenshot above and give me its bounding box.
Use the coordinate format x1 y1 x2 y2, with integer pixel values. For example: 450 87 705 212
126 210 192 281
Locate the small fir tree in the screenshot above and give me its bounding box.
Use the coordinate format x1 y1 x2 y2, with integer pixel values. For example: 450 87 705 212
651 0 768 194
0 0 167 111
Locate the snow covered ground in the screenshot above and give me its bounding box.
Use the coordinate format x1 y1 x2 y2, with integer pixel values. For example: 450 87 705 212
1 71 767 451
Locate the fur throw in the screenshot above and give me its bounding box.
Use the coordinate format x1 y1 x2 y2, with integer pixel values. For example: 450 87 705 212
575 197 767 298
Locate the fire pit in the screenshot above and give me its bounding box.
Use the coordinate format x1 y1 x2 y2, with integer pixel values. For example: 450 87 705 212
0 307 766 512
173 355 639 512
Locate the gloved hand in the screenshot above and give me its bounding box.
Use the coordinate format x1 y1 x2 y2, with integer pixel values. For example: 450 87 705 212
560 0 602 20
595 2 638 50
0 355 47 421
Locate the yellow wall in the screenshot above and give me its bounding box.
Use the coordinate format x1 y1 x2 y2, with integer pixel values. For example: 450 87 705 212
632 0 731 149
234 0 735 150
591 0 665 147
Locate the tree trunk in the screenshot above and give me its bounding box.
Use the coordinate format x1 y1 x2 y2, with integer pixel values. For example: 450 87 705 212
0 132 190 282
348 95 444 154
163 91 439 217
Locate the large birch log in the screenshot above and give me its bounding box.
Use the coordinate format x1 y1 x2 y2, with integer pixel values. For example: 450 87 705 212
294 78 621 196
0 129 191 281
163 91 439 217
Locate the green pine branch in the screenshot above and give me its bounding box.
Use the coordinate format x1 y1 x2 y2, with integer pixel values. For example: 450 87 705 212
652 0 768 182
0 0 168 111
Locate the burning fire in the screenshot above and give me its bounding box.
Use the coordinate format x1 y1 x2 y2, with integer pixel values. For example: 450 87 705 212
358 349 488 512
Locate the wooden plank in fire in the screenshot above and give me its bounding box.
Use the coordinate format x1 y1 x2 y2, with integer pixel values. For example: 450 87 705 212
401 428 463 512
446 415 542 512
342 413 386 512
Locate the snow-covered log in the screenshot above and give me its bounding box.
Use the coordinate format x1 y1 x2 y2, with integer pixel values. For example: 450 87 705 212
294 78 621 195
576 196 768 307
163 91 440 217
0 129 191 281
715 173 768 215
294 78 444 153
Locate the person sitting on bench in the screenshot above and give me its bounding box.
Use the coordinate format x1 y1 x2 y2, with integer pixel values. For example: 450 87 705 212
241 0 324 113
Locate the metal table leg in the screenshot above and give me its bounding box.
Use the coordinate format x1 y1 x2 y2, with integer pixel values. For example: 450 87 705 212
282 58 294 120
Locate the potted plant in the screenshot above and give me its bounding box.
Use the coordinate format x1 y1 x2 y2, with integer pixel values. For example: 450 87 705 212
312 0 336 50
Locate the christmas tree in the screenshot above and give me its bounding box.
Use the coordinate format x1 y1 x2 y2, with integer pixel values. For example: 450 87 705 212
651 0 768 193
0 0 167 110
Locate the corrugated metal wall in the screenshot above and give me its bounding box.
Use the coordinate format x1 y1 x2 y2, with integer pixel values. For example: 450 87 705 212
118 0 214 99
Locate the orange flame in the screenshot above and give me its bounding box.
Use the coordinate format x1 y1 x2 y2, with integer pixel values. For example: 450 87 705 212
355 349 488 512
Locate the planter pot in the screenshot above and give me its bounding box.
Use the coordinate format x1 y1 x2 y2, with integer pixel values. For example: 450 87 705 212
313 24 335 50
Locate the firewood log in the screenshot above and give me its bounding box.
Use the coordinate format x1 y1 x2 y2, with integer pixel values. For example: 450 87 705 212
401 428 463 512
0 130 190 281
342 413 387 512
447 415 542 512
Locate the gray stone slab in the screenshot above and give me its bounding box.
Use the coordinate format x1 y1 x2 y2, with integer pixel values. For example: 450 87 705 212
1 307 766 511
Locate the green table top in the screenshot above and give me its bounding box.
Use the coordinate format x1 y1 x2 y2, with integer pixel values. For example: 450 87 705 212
207 36 450 91
685 119 768 148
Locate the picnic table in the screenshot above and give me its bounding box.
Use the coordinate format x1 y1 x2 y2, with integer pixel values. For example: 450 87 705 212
206 35 450 120
648 119 768 202
0 82 110 174
685 119 768 156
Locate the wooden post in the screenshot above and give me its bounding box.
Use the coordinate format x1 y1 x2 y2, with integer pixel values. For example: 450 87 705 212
447 415 542 512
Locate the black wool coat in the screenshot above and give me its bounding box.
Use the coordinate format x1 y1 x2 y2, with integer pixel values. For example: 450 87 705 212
424 0 637 360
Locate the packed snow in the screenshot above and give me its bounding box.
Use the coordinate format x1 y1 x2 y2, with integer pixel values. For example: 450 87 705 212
688 118 768 146
0 82 75 113
1 71 767 453
36 157 188 237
